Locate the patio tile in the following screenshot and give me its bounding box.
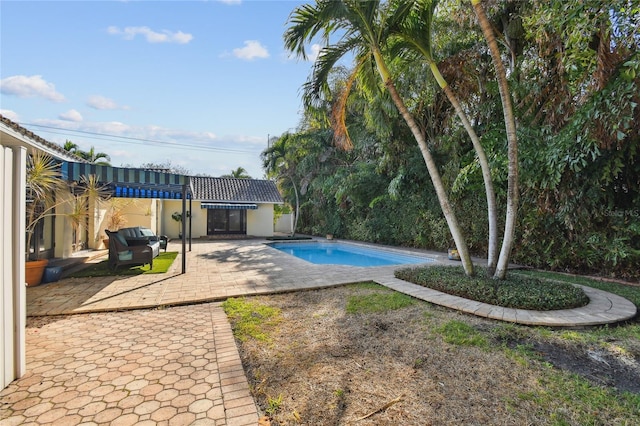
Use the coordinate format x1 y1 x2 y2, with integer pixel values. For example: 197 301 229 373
5 239 636 426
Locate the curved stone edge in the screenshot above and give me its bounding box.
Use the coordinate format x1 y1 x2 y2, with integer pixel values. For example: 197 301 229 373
377 278 638 327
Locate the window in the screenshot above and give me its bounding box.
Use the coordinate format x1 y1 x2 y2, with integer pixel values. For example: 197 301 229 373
207 209 246 234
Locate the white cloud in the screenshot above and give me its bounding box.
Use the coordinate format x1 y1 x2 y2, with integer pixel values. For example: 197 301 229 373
308 44 322 62
0 109 20 122
217 0 241 4
59 109 83 122
284 43 321 62
107 26 193 44
86 95 129 110
233 40 269 60
0 75 65 102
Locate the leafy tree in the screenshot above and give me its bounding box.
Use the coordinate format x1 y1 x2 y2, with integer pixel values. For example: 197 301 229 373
285 0 475 275
63 140 79 153
222 167 251 179
470 0 520 279
134 161 192 175
390 0 499 274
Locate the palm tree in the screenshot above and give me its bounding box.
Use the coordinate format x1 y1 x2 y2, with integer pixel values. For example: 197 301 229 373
222 167 251 179
26 152 109 260
471 0 519 279
285 0 474 275
262 133 300 236
77 146 111 165
63 140 79 153
390 0 499 274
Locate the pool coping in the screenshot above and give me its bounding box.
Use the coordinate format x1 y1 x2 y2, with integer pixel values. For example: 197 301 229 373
26 239 637 327
265 239 436 266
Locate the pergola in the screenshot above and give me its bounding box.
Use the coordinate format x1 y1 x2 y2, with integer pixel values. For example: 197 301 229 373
59 161 193 274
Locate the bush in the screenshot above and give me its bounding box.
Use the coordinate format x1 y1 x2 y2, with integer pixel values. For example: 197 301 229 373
395 266 589 311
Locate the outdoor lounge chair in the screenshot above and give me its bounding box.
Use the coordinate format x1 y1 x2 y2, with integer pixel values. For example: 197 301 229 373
118 226 168 252
105 229 158 270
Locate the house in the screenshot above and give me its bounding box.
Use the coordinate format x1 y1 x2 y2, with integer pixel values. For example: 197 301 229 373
0 114 282 389
1 114 93 389
162 176 284 240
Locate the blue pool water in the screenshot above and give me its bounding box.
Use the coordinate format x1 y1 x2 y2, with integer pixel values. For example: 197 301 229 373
269 242 433 267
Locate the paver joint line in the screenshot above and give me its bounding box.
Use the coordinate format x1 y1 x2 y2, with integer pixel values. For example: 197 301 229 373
8 240 637 426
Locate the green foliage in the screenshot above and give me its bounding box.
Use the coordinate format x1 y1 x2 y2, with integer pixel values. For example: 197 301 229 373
395 266 589 310
267 0 640 280
435 320 488 347
533 371 640 426
68 252 178 277
346 291 416 314
222 297 281 342
265 394 284 416
514 269 640 309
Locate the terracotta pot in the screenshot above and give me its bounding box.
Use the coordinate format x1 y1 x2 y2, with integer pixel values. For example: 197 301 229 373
447 248 461 261
25 259 49 287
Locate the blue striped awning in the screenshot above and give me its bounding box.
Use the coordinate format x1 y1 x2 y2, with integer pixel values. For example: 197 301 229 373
201 203 258 210
59 161 191 199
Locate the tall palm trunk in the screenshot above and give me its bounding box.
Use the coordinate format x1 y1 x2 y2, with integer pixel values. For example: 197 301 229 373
290 175 300 236
429 62 499 274
373 49 474 276
472 0 519 279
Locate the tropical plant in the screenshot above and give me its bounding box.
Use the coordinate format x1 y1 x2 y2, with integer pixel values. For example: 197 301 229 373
171 211 190 237
470 0 520 280
222 167 251 179
262 133 301 236
26 151 108 260
285 0 475 275
62 140 79 154
389 0 499 274
104 199 130 231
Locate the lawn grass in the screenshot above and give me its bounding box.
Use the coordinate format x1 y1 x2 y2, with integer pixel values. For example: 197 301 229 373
346 288 416 314
222 297 281 342
67 251 178 278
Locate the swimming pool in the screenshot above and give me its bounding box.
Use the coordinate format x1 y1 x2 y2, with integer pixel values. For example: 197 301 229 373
269 241 433 267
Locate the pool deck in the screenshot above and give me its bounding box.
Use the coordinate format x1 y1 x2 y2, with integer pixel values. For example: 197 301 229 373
26 239 637 326
2 239 636 426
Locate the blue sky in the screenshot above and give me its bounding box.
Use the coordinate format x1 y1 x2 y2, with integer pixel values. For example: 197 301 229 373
1 0 321 178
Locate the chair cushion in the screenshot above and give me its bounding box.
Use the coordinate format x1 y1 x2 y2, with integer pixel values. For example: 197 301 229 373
118 250 133 261
113 232 128 247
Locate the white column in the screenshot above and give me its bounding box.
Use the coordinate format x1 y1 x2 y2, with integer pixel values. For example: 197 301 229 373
1 146 9 388
13 147 27 380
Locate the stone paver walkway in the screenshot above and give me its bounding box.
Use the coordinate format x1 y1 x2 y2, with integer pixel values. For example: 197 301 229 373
1 239 637 425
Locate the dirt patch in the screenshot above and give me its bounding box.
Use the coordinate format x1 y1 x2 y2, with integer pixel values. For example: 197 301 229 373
229 284 639 425
526 339 640 394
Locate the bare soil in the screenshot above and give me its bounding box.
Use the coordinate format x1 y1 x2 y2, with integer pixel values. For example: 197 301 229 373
230 284 640 426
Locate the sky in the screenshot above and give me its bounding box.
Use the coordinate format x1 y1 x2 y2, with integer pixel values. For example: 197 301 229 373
1 0 322 178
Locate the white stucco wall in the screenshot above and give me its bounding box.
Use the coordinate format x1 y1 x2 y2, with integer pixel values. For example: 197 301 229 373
247 204 275 237
274 213 294 234
0 145 27 389
161 200 275 238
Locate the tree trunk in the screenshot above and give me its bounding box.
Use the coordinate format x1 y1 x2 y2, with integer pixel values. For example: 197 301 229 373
290 175 300 236
472 0 519 279
431 63 499 274
373 50 475 276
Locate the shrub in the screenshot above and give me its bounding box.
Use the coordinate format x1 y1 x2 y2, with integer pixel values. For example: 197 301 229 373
395 266 589 311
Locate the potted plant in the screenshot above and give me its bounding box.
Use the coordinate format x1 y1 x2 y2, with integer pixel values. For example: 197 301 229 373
26 152 106 285
171 211 190 239
102 199 129 248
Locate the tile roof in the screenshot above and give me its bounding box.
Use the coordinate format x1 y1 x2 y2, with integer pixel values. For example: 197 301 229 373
0 114 87 162
191 176 283 204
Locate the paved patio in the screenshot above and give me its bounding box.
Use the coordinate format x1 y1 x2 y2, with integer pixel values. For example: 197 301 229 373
1 239 636 425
